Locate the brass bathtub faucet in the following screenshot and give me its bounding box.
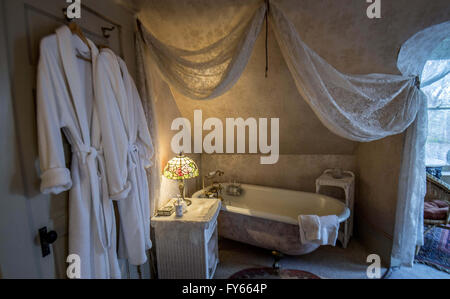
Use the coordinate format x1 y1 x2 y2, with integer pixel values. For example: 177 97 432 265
202 170 224 190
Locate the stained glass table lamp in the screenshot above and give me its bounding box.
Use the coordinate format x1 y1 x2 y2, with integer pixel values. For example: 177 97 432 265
163 153 199 205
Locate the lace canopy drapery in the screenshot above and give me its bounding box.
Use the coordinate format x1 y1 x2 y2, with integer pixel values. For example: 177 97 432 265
268 4 420 142
138 6 266 100
138 3 421 142
135 1 448 267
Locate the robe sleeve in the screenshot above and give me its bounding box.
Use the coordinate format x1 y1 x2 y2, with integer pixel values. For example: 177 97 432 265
36 38 72 194
94 53 130 200
135 87 154 169
118 57 154 168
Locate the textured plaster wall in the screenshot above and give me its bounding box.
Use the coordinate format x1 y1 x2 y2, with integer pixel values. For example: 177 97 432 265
143 64 202 208
201 154 356 193
140 0 450 261
355 134 405 262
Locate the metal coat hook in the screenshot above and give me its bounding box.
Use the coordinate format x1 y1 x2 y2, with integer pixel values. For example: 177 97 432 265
101 26 115 38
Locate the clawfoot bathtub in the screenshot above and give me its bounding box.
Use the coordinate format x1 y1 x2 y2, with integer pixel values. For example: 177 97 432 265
192 183 350 255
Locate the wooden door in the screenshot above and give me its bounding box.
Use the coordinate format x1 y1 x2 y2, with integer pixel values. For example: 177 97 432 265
0 0 147 278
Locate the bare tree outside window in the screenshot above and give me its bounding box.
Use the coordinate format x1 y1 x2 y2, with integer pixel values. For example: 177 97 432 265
422 38 450 183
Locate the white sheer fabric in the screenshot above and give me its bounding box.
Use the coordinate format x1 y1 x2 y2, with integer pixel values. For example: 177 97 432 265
138 3 420 141
392 21 450 267
135 1 443 267
268 3 420 142
397 22 450 82
138 6 266 100
391 93 427 267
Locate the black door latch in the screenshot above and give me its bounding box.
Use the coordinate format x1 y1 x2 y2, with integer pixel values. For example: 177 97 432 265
39 227 57 257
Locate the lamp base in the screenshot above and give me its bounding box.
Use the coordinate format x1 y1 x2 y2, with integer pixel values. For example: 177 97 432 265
178 180 192 206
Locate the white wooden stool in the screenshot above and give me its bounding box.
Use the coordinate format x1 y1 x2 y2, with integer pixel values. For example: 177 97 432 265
316 169 355 248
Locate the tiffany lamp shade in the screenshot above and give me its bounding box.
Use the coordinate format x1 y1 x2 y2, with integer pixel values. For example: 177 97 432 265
163 153 199 204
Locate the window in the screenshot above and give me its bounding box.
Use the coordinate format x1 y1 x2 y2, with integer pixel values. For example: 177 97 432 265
422 39 450 170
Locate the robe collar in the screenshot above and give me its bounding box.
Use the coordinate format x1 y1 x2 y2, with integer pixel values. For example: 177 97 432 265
101 48 137 144
55 25 99 147
116 56 138 144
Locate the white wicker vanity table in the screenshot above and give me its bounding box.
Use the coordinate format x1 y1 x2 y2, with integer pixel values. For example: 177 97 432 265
151 198 221 279
316 169 355 248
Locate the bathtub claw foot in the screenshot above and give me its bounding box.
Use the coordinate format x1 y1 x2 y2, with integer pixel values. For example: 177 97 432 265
271 251 283 270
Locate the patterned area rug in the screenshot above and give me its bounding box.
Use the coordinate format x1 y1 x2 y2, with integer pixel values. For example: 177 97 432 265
415 226 450 274
229 268 321 279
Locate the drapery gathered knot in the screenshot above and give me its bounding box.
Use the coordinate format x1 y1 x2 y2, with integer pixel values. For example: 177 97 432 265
414 76 421 88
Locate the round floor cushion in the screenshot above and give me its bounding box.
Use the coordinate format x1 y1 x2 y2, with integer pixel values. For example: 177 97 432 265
229 267 321 279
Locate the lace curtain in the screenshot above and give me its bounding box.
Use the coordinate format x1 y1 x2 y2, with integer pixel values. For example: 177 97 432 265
138 6 266 100
268 4 420 142
135 1 447 267
138 3 420 141
391 21 450 267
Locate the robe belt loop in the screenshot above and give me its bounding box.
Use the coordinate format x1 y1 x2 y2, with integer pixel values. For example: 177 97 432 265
128 143 139 170
129 143 138 153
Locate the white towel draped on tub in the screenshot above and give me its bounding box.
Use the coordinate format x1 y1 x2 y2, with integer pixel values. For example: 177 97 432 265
298 215 339 246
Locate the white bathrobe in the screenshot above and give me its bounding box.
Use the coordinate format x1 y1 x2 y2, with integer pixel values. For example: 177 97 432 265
94 49 154 265
37 26 120 278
